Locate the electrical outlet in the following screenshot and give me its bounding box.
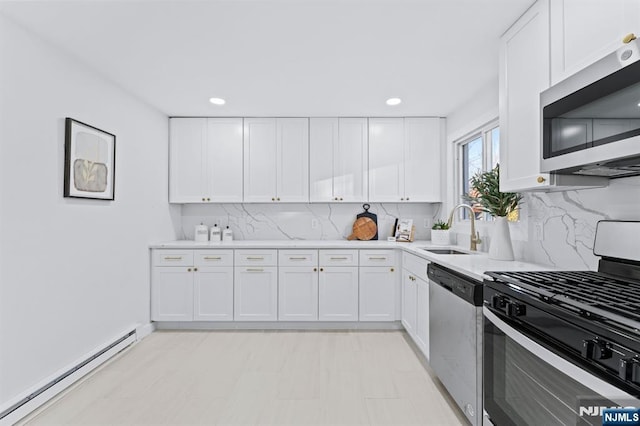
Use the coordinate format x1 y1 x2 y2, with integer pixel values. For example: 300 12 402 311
311 218 319 229
424 218 432 229
533 221 544 241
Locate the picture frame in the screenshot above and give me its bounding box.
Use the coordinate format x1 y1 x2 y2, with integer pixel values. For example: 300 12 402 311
64 118 116 200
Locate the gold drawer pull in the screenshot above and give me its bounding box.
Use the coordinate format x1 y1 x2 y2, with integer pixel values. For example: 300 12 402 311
247 257 265 260
537 176 546 183
289 257 308 260
330 257 348 260
246 268 264 272
164 256 183 261
204 256 222 260
369 257 387 260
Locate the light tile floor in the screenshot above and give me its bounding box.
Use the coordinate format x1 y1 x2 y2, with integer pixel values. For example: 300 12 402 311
20 331 466 425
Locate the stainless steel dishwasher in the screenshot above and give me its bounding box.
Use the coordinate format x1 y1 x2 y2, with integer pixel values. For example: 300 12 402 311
428 263 483 426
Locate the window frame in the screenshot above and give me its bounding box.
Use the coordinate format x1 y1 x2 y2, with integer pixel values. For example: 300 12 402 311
455 119 500 221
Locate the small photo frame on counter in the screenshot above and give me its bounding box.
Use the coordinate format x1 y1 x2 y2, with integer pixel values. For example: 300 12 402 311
395 218 415 242
64 118 116 200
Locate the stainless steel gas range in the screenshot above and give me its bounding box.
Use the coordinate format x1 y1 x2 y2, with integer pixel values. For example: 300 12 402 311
483 220 640 426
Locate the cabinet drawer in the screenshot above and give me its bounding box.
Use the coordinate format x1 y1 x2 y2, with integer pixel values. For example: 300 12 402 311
195 250 234 267
153 250 194 267
319 250 359 267
359 250 397 267
235 250 278 266
279 250 318 267
402 252 429 281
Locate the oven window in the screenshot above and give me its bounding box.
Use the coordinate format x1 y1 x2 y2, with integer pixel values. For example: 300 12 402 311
484 318 615 426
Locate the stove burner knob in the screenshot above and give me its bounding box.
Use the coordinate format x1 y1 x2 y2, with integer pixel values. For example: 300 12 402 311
491 295 506 309
506 301 526 317
597 341 613 360
582 340 596 359
619 358 639 381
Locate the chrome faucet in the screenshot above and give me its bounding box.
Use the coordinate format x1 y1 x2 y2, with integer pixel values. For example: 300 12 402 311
447 204 482 251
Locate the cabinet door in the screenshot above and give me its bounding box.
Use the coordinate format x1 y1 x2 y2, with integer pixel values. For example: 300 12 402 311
499 0 552 192
194 266 234 321
278 267 319 321
152 267 193 321
234 266 278 321
550 0 640 85
169 118 207 203
207 118 243 202
309 118 337 202
277 118 309 202
404 118 442 202
318 267 359 321
359 267 397 321
244 118 277 202
401 270 417 336
415 276 429 359
335 118 368 202
368 118 405 202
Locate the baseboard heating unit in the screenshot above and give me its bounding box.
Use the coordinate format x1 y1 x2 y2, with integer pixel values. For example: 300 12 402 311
0 329 137 426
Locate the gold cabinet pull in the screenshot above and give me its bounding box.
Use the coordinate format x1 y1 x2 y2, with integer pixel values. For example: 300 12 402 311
164 256 183 261
247 256 265 260
330 257 348 260
320 268 324 272
390 268 395 272
368 257 387 260
204 256 222 260
289 257 308 260
313 267 318 272
194 268 198 272
272 197 275 201
187 268 192 272
246 268 264 272
623 33 637 43
537 176 546 183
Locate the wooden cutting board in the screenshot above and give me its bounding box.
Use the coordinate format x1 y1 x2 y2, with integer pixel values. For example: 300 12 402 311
347 217 377 241
356 203 378 240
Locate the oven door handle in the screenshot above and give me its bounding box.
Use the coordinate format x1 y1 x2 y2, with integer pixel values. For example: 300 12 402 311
484 307 637 404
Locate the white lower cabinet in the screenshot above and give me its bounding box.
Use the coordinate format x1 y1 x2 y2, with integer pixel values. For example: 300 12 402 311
415 275 430 359
402 269 417 335
194 266 234 321
278 266 319 321
318 266 359 321
359 266 397 321
152 267 194 321
234 266 278 321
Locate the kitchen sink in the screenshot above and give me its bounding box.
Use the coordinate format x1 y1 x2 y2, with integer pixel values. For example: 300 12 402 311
421 248 470 255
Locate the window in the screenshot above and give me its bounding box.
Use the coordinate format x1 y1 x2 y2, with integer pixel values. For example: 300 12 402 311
457 121 500 220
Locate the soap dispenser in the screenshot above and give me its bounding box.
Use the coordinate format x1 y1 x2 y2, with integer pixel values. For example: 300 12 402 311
194 223 209 242
222 226 233 242
210 224 221 243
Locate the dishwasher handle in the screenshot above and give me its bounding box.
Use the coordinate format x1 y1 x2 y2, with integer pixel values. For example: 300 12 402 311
428 263 483 306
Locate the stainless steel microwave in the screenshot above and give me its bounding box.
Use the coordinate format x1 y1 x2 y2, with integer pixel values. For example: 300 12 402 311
540 38 640 178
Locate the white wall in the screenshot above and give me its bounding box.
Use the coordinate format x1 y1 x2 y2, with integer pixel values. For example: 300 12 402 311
0 15 179 407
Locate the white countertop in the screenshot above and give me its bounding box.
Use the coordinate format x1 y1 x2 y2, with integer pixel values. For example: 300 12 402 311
150 239 556 281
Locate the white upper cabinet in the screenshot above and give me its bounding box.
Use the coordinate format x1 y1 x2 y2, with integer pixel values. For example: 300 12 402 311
499 0 552 192
404 118 442 202
244 118 309 202
369 118 442 202
206 118 244 202
169 117 243 203
310 118 368 202
169 118 208 203
550 0 640 85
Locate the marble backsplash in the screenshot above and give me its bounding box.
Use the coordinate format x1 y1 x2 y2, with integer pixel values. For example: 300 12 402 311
180 202 442 242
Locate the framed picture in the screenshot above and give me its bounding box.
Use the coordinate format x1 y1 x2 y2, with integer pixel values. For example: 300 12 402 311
64 118 116 200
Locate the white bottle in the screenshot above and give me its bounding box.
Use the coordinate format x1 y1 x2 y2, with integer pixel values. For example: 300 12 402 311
194 223 209 242
209 224 221 243
222 226 233 242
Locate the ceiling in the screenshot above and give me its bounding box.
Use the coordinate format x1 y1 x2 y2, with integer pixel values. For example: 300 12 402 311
0 0 534 117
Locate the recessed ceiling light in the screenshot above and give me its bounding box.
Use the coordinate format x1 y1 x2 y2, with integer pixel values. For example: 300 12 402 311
386 97 402 106
209 97 226 105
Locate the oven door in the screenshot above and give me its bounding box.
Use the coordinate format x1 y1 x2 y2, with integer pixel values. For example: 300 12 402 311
484 307 639 426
